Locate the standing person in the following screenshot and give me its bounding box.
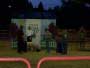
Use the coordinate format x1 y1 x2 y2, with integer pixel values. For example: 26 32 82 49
55 28 62 54
9 23 18 48
48 22 56 39
17 25 25 53
45 28 52 53
26 26 34 51
61 29 68 54
32 31 41 52
78 26 86 50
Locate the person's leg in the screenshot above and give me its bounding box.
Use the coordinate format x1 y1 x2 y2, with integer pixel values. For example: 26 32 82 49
80 39 85 50
63 43 67 54
28 42 31 51
82 39 85 49
17 41 22 53
11 38 15 48
61 40 67 54
13 38 17 48
20 41 23 53
56 43 58 53
60 40 64 54
23 41 27 52
48 41 50 53
80 40 82 48
11 38 13 48
24 41 27 52
46 41 50 53
56 42 62 53
56 42 59 53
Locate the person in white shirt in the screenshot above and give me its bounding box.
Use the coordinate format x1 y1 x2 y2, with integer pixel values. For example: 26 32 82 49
26 26 34 50
32 31 41 51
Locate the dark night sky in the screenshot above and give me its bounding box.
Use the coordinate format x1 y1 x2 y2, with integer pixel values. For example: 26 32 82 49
28 0 62 9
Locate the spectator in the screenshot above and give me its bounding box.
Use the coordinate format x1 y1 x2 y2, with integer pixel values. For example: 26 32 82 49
61 29 68 54
45 28 52 53
48 22 56 39
17 25 26 53
55 28 62 54
32 31 41 52
78 26 86 50
26 26 34 51
9 23 18 48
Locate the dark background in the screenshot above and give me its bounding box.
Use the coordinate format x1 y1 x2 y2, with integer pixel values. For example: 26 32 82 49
0 0 90 29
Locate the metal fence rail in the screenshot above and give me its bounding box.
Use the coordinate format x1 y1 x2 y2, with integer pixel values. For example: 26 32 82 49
0 58 31 68
37 56 90 68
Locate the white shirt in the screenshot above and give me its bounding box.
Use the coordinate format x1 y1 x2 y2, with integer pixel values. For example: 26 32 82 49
32 31 41 48
26 30 33 36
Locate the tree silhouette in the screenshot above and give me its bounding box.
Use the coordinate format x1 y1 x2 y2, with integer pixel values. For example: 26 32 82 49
75 0 90 4
56 0 90 29
27 1 33 12
0 0 12 25
48 8 53 12
38 2 44 12
10 0 27 13
54 6 60 13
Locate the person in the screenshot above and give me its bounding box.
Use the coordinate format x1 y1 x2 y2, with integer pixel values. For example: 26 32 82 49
17 25 26 53
32 31 41 52
9 23 18 48
48 22 56 39
45 28 52 53
26 26 34 51
78 26 86 50
55 28 63 54
61 29 68 54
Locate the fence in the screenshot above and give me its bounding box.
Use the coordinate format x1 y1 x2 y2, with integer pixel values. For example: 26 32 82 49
0 56 90 68
11 33 90 50
0 58 31 68
37 56 90 68
11 39 57 49
41 40 56 48
11 40 90 50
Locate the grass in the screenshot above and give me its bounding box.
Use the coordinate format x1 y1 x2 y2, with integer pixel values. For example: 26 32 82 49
0 42 90 68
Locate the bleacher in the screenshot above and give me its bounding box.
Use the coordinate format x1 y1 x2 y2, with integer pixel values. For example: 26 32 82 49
0 23 11 49
0 24 10 40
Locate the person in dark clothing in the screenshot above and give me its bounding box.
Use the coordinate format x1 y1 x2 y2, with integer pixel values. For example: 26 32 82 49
61 29 68 54
45 28 52 53
55 36 62 53
55 28 63 53
9 23 18 48
17 25 27 53
78 26 86 50
48 22 56 39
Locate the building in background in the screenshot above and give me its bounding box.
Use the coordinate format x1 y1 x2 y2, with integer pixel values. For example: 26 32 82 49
11 19 56 48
